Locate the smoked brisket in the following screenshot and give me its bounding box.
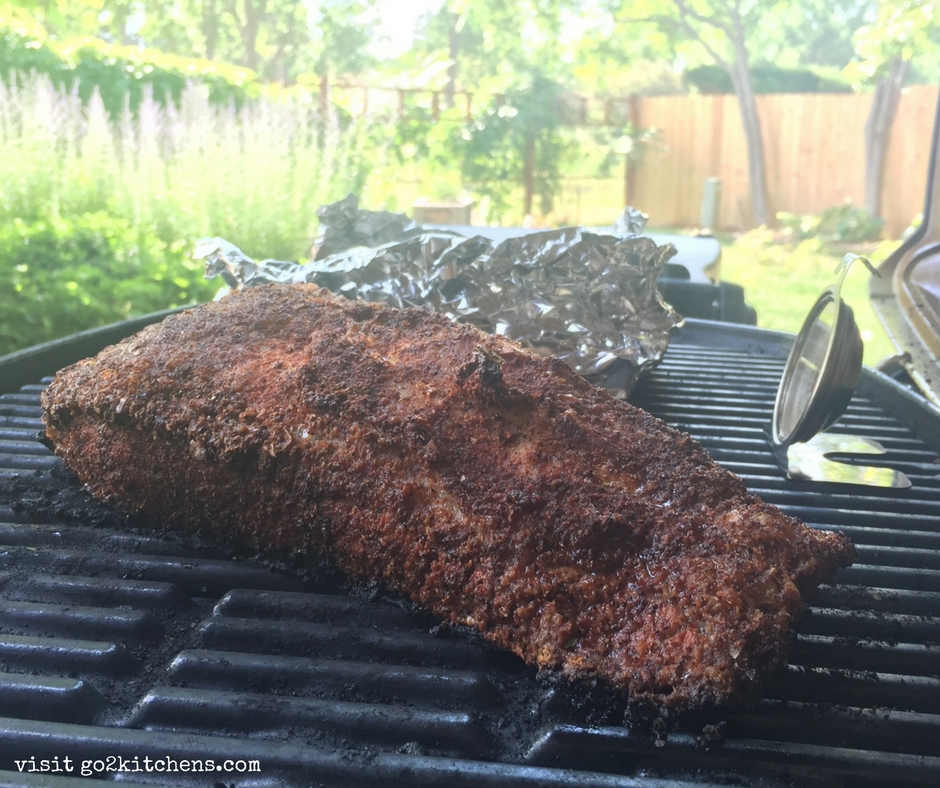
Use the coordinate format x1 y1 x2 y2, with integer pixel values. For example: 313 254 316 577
41 284 855 710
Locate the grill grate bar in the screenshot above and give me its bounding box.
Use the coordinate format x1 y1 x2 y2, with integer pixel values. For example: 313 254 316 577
0 545 304 596
0 673 106 726
812 584 940 616
836 563 940 592
0 600 159 642
198 616 486 668
794 606 940 642
0 405 41 419
768 664 940 714
0 417 44 430
790 633 940 677
0 441 53 457
0 634 132 676
525 724 940 788
127 685 490 757
167 649 499 706
0 395 43 408
0 454 60 472
3 573 191 611
788 525 940 552
213 588 433 630
0 428 47 442
0 717 710 788
730 701 940 758
768 505 940 529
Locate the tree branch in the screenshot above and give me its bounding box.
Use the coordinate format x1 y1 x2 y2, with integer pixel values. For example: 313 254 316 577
671 0 732 35
670 0 734 71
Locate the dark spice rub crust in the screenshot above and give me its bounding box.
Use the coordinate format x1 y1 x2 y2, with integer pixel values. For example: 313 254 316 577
41 284 855 711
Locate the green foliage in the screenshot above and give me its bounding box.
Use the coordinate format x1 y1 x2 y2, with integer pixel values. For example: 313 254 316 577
311 0 378 78
0 212 218 356
402 1 581 95
376 72 581 222
777 202 885 243
7 0 379 85
0 12 70 87
846 0 939 85
685 64 853 94
0 16 258 118
458 75 575 219
0 77 380 354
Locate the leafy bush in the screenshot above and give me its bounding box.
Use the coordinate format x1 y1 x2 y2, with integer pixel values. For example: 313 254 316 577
777 202 885 244
686 64 852 95
0 77 380 354
0 212 219 356
383 73 581 222
0 16 257 118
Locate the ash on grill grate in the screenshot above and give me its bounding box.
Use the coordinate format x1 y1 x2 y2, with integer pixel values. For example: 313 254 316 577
1 322 940 788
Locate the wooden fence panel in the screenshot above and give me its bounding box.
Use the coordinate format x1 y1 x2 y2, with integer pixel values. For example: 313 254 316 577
630 86 938 238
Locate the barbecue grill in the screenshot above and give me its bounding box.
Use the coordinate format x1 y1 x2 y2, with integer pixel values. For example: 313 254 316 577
0 313 938 788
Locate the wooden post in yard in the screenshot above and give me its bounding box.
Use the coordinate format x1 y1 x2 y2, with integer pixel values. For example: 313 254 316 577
319 75 329 117
523 136 536 217
624 93 640 208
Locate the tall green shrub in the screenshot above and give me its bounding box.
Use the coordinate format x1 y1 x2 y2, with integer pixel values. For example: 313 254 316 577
0 77 382 354
0 213 217 356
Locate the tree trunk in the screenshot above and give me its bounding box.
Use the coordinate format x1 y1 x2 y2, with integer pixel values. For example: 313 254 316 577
727 44 771 227
202 0 221 61
864 56 910 219
240 0 265 72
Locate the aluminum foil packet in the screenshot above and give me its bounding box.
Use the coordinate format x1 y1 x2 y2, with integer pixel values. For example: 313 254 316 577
197 195 681 392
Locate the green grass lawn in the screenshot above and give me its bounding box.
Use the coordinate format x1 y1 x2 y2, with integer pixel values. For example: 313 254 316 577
717 230 898 368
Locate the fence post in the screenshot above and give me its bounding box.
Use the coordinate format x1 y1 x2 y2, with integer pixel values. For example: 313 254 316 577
523 136 535 216
319 74 329 117
624 93 640 208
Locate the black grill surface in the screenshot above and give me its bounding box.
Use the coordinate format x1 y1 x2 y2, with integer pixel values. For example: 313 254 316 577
0 319 938 787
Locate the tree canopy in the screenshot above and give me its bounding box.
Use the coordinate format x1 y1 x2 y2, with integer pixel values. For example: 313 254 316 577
5 0 940 227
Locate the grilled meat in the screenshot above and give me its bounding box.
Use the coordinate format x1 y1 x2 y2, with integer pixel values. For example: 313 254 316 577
41 284 855 711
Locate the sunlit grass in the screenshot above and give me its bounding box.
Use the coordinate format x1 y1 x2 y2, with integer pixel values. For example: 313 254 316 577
720 229 897 367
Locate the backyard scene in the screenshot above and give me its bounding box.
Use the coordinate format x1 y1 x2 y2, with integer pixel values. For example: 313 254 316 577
1 0 939 366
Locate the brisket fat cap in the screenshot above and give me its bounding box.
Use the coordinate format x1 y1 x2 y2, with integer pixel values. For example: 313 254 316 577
41 284 856 711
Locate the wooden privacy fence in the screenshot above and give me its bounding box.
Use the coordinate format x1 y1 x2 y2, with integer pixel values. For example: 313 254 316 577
325 78 936 237
629 85 939 238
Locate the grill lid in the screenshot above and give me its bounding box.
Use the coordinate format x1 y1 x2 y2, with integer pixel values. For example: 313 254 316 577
1 318 939 788
870 86 940 407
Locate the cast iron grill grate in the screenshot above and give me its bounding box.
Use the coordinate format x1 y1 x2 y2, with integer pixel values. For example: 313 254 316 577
0 321 938 787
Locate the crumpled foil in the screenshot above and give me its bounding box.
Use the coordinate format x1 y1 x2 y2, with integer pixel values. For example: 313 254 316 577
196 195 681 391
